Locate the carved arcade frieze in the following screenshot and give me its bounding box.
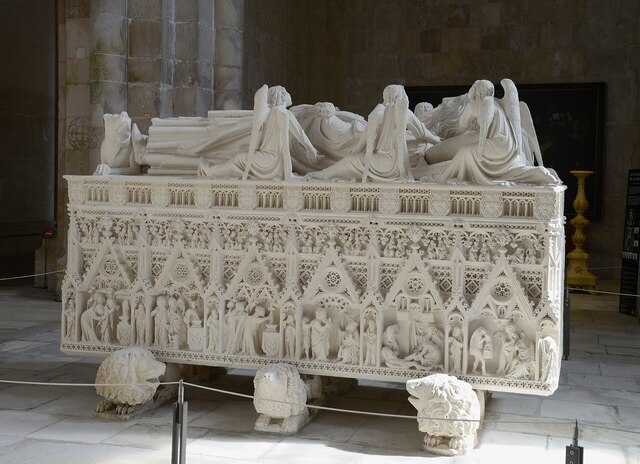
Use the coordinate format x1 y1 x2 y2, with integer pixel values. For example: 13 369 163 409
62 176 565 395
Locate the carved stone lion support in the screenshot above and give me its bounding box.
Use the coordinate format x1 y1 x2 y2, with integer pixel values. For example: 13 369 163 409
253 363 323 434
406 374 482 456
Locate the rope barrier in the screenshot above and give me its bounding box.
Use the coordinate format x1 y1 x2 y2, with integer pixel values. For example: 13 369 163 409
0 270 66 281
0 376 638 435
0 379 180 387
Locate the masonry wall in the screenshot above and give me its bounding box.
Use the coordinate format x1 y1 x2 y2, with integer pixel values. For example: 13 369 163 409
244 0 640 279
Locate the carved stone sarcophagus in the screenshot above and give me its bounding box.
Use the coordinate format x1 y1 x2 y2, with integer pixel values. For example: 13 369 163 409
61 176 564 395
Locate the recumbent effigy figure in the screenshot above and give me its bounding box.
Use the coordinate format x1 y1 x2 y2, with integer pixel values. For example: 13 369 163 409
306 84 440 182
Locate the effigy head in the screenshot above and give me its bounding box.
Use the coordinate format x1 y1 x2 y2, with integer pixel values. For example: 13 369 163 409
406 374 481 456
414 102 434 119
383 84 408 104
310 102 336 118
268 85 292 107
468 80 494 102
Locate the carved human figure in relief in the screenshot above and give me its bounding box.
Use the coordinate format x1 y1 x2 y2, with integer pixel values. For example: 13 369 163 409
538 336 559 384
421 79 560 186
363 318 378 366
497 323 518 375
301 316 311 359
116 300 131 345
380 324 424 370
525 248 537 264
134 301 146 346
448 325 464 374
183 299 201 328
205 307 220 352
283 312 296 359
240 304 271 356
407 323 443 369
479 241 491 262
469 326 492 375
507 331 534 379
310 308 332 361
337 320 359 365
99 294 118 344
81 292 105 343
198 85 320 180
151 296 169 348
64 296 76 340
307 84 438 182
167 297 188 349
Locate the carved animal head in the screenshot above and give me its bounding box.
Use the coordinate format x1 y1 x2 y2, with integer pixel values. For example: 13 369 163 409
406 374 480 441
103 112 132 141
95 348 166 406
253 363 307 419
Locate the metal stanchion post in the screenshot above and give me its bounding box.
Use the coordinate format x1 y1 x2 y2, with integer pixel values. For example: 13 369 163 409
566 420 584 464
171 380 188 464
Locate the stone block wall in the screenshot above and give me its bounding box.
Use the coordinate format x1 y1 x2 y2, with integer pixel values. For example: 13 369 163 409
243 0 640 279
52 0 243 293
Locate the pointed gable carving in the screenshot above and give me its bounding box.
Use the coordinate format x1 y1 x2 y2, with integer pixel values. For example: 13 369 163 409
470 254 534 322
154 243 205 295
302 246 360 304
225 245 280 302
82 242 134 292
384 251 444 313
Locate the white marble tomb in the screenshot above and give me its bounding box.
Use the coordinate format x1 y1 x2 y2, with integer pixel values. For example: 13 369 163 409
63 80 565 396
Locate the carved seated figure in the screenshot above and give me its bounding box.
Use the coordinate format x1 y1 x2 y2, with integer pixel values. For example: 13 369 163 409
198 85 320 180
420 79 561 186
306 85 439 183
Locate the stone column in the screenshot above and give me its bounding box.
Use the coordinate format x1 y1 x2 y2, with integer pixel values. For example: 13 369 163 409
197 0 215 115
89 0 128 169
173 0 199 115
214 0 243 110
127 0 165 133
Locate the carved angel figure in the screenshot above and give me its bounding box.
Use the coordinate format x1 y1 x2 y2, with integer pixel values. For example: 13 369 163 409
421 79 560 186
198 85 319 180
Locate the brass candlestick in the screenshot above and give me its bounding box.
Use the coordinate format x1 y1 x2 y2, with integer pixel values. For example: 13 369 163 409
566 170 598 290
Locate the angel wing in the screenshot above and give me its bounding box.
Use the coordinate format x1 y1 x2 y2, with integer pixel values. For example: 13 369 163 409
242 85 270 180
361 104 385 182
519 101 544 167
394 99 412 181
499 78 523 156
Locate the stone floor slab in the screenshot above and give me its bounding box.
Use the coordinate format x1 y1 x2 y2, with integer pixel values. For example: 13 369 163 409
27 416 134 444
